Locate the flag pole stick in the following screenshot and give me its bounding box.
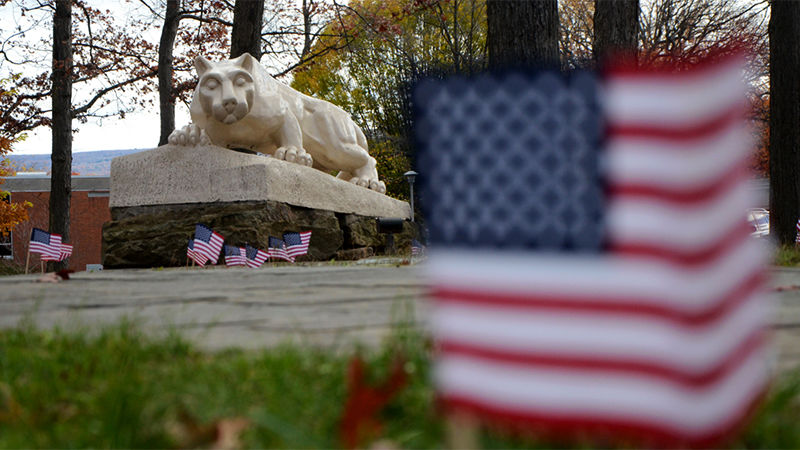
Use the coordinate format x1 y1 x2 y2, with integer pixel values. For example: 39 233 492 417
40 260 44 274
24 249 30 274
445 412 480 450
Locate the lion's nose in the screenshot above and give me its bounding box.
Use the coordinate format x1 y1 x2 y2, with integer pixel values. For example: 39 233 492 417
223 98 237 113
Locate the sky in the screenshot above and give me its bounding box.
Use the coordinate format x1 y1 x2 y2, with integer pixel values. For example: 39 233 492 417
14 109 191 155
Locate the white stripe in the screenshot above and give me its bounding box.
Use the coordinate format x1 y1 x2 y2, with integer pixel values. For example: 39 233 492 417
194 242 217 253
607 182 760 250
432 291 769 373
604 58 744 127
29 243 61 258
435 348 767 435
195 242 221 262
427 244 767 311
605 124 750 188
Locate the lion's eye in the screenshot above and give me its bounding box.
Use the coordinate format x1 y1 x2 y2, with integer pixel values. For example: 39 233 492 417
234 76 248 87
204 79 219 89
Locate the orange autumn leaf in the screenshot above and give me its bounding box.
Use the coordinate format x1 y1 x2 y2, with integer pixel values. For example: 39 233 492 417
340 356 408 449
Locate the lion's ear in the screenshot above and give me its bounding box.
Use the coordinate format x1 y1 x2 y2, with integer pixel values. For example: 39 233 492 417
194 56 212 76
233 53 255 73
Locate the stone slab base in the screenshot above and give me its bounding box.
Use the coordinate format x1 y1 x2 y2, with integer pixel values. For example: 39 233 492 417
102 200 417 268
110 144 410 218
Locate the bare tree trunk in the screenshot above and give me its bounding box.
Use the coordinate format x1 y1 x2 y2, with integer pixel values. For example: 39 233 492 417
50 0 72 271
593 0 639 66
230 0 264 60
769 0 800 245
300 0 312 60
487 0 559 68
158 0 180 146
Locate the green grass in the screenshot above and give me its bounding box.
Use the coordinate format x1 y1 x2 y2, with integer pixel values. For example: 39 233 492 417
0 320 438 449
775 245 800 267
0 321 799 448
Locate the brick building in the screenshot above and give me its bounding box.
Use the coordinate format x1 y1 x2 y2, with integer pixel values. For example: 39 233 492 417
2 175 110 271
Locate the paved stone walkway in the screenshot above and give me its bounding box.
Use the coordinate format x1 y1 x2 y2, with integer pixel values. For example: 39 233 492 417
2 263 800 372
0 263 427 350
765 268 800 372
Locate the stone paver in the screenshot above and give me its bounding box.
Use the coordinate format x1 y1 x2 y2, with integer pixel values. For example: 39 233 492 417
2 264 800 373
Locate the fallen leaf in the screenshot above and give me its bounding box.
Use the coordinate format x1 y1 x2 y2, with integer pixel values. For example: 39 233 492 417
37 273 61 283
56 269 74 280
167 409 218 448
213 417 251 450
369 439 401 450
773 285 800 292
340 356 408 449
168 408 250 450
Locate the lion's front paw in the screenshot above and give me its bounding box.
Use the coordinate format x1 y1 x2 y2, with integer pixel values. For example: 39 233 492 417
349 177 386 194
168 124 210 146
274 146 313 167
370 180 387 194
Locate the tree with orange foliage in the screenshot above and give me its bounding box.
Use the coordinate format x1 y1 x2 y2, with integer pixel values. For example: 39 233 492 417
0 78 31 236
292 0 487 198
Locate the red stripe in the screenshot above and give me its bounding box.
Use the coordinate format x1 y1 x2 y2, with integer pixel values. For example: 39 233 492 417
610 220 753 267
432 268 766 327
439 382 765 449
188 250 207 266
608 152 750 206
607 104 743 142
438 329 765 389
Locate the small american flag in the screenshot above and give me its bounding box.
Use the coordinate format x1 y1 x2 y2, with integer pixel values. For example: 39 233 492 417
193 224 224 264
42 242 72 262
283 231 312 257
414 54 769 446
187 238 209 266
245 244 269 268
268 236 295 262
411 239 425 256
29 228 62 260
795 218 799 244
224 245 247 266
58 243 73 261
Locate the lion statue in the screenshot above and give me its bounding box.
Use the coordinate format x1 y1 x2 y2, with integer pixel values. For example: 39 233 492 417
168 53 386 193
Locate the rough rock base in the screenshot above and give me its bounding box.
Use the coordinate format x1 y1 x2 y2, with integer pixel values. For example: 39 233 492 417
102 200 417 268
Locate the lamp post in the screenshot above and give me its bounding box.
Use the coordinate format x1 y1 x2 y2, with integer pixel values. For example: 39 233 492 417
404 170 418 222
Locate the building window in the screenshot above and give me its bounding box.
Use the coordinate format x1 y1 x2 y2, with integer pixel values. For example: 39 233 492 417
0 231 10 259
0 195 11 259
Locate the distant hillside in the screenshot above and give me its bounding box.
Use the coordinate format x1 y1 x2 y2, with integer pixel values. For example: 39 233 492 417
8 149 146 176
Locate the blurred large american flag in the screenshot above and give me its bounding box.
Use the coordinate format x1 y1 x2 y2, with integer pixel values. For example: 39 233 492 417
414 54 771 446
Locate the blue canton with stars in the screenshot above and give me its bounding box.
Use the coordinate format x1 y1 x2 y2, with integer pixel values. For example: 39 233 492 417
283 232 302 246
246 244 260 260
195 223 214 244
269 236 286 249
413 71 605 252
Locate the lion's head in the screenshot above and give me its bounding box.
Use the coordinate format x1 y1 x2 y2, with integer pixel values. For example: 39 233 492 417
194 54 256 125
